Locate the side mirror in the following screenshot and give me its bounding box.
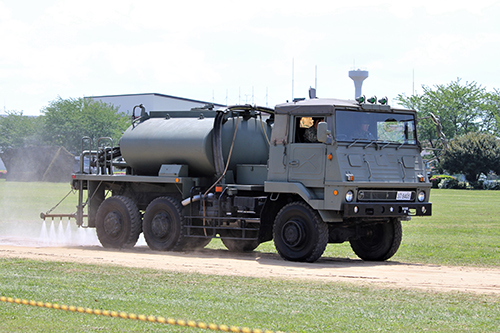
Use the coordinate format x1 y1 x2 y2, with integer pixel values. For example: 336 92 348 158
317 122 331 143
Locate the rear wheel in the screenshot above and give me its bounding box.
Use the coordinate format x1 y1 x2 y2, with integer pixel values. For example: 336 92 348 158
183 237 211 250
95 196 142 248
349 218 402 261
143 197 185 251
220 228 260 252
273 202 328 263
181 218 212 250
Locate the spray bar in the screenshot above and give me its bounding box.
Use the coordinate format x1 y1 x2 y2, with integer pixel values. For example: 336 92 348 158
40 213 88 220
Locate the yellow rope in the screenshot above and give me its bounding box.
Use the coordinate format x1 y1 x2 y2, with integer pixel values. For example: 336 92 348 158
1 296 283 333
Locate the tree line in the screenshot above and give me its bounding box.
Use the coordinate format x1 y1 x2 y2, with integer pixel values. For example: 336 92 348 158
2 81 500 185
396 78 500 187
0 97 130 154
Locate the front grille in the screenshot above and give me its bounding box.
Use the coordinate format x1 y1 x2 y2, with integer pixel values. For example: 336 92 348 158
357 189 415 202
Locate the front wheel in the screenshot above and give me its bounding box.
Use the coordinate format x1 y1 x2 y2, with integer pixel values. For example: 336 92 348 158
273 202 328 263
349 218 402 261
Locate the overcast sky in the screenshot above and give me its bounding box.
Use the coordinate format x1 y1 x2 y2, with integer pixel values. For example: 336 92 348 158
1 0 499 115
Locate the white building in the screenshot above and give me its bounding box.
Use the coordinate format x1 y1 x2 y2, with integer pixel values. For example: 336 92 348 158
88 93 226 116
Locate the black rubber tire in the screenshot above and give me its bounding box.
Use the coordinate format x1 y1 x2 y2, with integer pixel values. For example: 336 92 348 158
183 237 211 250
181 218 212 250
95 196 142 249
273 202 328 263
142 197 185 251
349 218 402 261
220 228 260 252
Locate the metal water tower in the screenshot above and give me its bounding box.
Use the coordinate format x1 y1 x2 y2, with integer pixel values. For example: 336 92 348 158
349 69 369 99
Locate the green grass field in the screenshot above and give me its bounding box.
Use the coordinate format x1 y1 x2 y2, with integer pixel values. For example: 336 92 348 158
1 180 499 332
1 258 499 333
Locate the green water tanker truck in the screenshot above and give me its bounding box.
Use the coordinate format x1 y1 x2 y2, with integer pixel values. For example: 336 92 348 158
63 97 432 262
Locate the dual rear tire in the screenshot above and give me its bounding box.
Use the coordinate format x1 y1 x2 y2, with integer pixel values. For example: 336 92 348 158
95 196 142 249
142 197 212 251
220 229 260 252
95 196 210 251
142 197 185 251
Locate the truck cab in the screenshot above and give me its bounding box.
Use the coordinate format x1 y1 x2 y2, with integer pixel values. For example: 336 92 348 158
264 98 431 262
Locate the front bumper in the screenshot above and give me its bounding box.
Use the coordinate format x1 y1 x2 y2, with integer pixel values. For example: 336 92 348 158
343 201 432 218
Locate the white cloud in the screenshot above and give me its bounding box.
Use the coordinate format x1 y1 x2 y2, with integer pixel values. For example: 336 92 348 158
385 0 499 17
1 0 500 114
400 30 500 69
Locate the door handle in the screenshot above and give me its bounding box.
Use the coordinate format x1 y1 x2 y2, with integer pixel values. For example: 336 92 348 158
289 160 299 166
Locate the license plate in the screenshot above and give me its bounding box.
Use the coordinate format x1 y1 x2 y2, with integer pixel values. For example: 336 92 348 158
396 191 412 200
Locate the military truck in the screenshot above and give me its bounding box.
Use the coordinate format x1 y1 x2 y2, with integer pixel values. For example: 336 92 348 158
49 97 432 263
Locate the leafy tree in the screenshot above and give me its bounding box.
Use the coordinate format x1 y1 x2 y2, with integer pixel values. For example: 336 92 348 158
396 79 496 161
41 97 130 153
483 88 500 136
0 110 43 151
441 132 500 184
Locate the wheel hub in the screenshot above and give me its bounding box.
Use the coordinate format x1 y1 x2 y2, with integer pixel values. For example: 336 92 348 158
151 212 170 238
282 219 305 248
103 211 122 237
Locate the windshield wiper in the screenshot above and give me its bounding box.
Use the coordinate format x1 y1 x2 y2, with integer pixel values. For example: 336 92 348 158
380 140 401 150
347 138 363 148
364 140 379 149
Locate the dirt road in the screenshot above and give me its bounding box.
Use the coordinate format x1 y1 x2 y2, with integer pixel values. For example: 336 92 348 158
1 242 499 295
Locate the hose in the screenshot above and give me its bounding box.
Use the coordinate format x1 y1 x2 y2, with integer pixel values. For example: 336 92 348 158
201 114 240 224
259 113 271 146
181 193 215 207
212 111 225 178
206 115 240 196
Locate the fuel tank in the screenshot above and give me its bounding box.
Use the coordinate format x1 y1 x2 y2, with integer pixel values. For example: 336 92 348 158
119 115 271 177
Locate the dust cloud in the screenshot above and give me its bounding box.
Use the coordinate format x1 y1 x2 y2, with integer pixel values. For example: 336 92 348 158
0 218 100 247
0 218 148 248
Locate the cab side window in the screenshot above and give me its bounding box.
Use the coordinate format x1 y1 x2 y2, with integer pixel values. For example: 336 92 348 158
294 116 326 143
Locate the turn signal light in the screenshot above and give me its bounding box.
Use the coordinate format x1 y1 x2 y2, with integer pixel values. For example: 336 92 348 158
346 173 354 181
417 174 425 182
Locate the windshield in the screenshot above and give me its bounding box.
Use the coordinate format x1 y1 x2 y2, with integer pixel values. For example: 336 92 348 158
335 110 416 145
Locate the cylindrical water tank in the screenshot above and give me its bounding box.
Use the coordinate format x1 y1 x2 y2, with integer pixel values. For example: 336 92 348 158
119 115 271 177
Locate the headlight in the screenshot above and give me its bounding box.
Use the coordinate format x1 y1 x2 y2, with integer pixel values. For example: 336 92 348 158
345 190 354 202
418 191 426 202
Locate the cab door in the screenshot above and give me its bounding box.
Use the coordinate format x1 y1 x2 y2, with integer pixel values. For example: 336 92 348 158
286 116 326 187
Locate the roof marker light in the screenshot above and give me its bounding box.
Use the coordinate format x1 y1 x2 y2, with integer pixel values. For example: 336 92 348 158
356 95 366 104
378 96 388 105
